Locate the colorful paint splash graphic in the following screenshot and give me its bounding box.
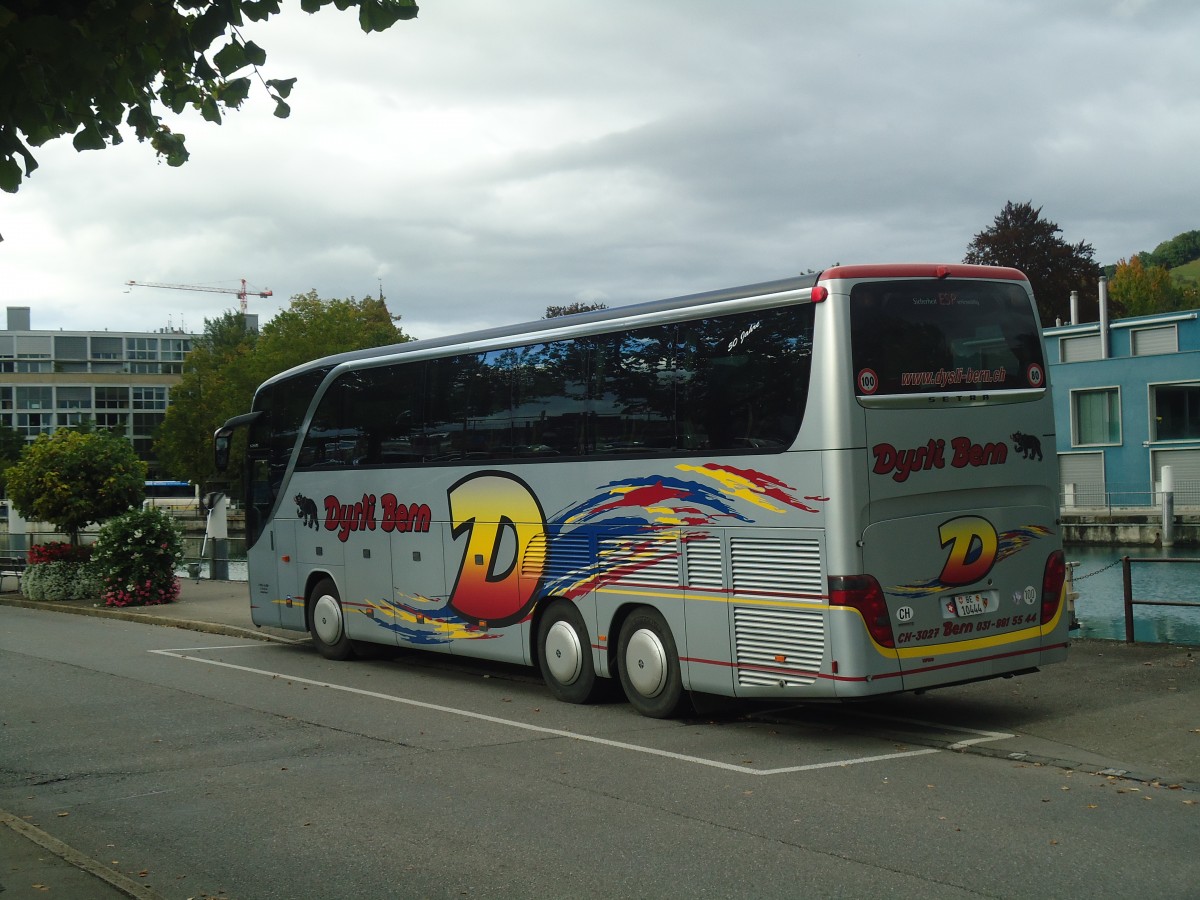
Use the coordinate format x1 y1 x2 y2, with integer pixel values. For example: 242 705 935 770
344 462 825 645
889 524 1053 599
541 463 826 599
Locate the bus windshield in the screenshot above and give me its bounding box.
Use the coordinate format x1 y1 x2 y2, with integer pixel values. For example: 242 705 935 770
849 279 1045 397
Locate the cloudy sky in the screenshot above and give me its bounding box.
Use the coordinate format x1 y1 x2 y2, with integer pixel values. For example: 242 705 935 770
4 0 1199 339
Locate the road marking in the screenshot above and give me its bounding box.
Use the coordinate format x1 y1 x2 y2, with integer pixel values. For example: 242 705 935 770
151 645 1006 775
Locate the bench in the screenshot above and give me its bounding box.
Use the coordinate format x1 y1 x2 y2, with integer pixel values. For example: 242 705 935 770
0 555 27 593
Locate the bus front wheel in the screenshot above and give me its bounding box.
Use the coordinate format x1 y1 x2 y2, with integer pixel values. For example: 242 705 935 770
537 599 599 704
617 608 686 718
309 578 355 661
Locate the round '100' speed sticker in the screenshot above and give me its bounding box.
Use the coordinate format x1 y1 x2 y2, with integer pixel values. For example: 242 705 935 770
1026 363 1044 387
857 368 879 395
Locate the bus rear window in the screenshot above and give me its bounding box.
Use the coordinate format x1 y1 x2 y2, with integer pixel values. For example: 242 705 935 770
849 279 1045 396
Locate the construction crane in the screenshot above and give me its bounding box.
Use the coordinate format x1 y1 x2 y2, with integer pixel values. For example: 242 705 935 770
126 278 273 315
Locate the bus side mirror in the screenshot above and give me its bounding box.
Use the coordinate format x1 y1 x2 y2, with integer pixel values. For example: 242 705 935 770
214 434 231 473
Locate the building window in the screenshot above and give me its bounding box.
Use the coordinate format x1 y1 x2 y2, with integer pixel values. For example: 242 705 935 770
132 387 167 410
15 387 53 410
1152 383 1200 441
16 412 53 438
126 337 158 360
91 336 122 358
1131 324 1178 356
95 387 128 409
161 338 190 361
1073 388 1121 446
56 387 92 409
1060 333 1102 363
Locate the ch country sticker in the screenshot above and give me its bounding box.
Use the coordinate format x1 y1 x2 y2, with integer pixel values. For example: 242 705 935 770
447 471 547 627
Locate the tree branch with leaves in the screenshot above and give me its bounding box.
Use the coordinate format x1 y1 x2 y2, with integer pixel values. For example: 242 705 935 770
0 0 418 193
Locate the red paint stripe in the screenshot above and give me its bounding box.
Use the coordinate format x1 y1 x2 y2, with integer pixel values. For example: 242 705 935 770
683 640 1068 686
684 655 868 684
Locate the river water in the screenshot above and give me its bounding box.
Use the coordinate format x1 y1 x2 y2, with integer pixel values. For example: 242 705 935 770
186 545 1200 648
1066 543 1200 645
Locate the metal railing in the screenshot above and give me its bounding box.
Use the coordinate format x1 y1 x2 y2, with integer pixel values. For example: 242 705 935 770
1061 480 1200 512
1121 556 1200 643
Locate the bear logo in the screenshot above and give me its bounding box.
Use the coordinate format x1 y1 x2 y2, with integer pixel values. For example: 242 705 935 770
295 493 320 529
1010 432 1042 461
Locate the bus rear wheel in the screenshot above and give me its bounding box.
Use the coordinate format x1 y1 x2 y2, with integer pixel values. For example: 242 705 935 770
309 578 355 661
537 599 599 704
617 608 686 718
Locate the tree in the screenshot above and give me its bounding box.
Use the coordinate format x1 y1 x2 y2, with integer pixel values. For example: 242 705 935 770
0 0 419 193
1108 256 1185 317
0 425 24 495
154 293 411 486
545 301 609 318
4 430 146 545
252 290 408 379
964 201 1100 326
153 311 260 489
1139 230 1200 270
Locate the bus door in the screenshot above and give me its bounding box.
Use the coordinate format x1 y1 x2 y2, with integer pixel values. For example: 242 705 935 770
270 516 305 632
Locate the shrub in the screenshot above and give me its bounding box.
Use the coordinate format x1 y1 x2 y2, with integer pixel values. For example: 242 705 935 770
91 507 184 607
22 542 99 601
21 560 104 602
28 541 93 565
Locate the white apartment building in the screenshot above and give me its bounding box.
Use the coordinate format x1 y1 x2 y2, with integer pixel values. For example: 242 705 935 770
0 306 199 476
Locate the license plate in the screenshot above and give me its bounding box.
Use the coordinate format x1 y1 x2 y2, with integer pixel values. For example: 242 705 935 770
953 593 987 617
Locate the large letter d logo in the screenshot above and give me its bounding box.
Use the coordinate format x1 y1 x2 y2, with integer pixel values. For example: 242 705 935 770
937 516 999 586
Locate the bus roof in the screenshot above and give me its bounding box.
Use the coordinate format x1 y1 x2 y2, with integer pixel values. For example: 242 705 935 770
259 263 1027 392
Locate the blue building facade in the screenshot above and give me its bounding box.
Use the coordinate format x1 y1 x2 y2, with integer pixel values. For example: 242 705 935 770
1043 307 1200 507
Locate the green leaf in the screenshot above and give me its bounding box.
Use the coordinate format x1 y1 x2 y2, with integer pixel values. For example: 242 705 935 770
191 5 232 51
0 158 22 194
213 40 249 77
273 97 292 119
266 77 297 99
194 54 218 82
222 76 252 107
243 40 267 67
72 123 107 151
199 96 222 124
243 0 283 22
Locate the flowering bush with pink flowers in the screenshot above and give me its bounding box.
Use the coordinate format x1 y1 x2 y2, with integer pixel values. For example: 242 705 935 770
91 507 184 607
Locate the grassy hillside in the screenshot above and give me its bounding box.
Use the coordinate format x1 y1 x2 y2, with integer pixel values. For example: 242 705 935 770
1171 257 1200 288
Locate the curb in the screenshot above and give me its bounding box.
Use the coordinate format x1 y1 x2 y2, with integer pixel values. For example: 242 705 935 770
0 595 304 644
1 809 166 900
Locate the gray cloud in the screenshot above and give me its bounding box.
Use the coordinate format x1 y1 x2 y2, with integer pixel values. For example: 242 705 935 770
3 0 1198 337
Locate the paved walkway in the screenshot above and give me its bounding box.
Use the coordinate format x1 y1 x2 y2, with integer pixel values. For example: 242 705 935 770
1 578 1197 896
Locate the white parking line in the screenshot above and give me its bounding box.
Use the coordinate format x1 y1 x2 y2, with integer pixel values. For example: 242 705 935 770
151 645 1005 775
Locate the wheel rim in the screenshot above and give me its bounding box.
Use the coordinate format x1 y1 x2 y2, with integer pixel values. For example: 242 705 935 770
312 594 343 646
624 627 668 698
544 619 583 685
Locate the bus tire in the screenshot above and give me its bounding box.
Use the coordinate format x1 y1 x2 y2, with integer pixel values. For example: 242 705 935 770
308 578 355 661
537 599 599 704
617 608 686 719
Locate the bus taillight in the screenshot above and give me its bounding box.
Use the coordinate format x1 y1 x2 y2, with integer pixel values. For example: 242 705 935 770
1041 550 1066 626
829 574 895 649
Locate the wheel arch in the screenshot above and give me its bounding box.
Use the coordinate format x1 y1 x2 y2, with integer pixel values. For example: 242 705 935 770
302 569 340 630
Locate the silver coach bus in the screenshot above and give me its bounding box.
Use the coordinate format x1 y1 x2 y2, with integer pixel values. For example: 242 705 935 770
215 264 1068 717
